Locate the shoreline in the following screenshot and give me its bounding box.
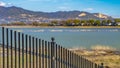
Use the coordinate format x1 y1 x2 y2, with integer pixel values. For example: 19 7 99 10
1 25 120 28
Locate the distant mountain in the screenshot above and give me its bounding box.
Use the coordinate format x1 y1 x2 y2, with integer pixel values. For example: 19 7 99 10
0 6 113 22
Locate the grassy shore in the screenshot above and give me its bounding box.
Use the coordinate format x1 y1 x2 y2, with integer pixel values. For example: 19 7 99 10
72 48 120 68
1 25 120 28
0 46 120 68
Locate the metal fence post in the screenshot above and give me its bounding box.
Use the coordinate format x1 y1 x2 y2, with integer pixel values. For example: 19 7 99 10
2 27 5 68
51 37 55 68
26 35 28 68
39 39 41 68
29 36 32 68
22 33 24 68
10 30 13 68
36 38 38 68
42 40 44 68
14 31 17 68
99 63 104 68
18 32 21 68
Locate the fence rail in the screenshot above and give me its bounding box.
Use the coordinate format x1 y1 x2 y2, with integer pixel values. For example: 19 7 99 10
0 27 101 68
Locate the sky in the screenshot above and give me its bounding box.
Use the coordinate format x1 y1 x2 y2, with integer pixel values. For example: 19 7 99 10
0 0 120 18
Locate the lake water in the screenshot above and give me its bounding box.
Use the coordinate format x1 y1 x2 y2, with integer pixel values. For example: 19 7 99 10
0 27 120 50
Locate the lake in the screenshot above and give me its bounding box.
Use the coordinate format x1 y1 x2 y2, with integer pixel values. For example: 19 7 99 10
0 27 120 50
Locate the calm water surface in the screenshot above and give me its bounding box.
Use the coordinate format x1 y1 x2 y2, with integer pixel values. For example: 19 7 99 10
0 27 120 50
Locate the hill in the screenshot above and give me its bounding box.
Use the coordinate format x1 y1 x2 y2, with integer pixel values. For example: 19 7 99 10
0 6 113 23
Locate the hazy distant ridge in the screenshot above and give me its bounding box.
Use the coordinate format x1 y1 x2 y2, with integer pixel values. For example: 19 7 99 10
0 6 113 20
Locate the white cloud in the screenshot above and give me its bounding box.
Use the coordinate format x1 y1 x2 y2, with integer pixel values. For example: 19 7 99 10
0 1 13 7
84 8 94 11
58 6 71 10
28 0 55 2
28 0 71 2
0 1 6 6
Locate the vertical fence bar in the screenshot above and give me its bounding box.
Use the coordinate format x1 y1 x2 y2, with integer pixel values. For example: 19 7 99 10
42 40 44 68
63 48 65 68
74 53 76 68
66 50 69 68
62 47 64 68
10 30 13 68
85 58 87 68
47 41 49 68
69 51 71 68
64 48 66 68
71 52 73 68
14 31 17 68
45 41 47 68
48 42 50 68
65 48 67 68
72 52 74 68
55 44 58 68
51 37 55 68
29 36 31 68
77 55 78 68
6 28 9 68
95 63 97 68
91 61 93 68
89 60 91 68
26 35 28 68
81 56 83 68
86 59 88 68
2 27 5 68
70 52 72 68
36 38 38 68
78 55 80 68
82 57 84 68
22 33 24 68
60 46 62 68
39 39 41 68
77 55 79 68
32 37 35 68
68 50 70 68
75 54 77 68
58 45 60 68
18 32 21 68
89 61 91 68
76 55 78 68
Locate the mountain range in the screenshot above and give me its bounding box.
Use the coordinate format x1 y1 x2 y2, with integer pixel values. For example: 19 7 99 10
0 6 113 23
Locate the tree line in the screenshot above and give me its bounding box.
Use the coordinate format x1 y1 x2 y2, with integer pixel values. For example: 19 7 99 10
1 19 120 26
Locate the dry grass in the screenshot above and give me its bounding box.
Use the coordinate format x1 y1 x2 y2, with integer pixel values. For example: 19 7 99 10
0 47 50 68
73 49 120 68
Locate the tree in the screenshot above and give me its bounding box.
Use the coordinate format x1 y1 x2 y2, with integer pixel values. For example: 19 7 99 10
114 19 120 22
101 20 107 26
73 19 80 26
60 20 66 26
80 20 87 26
51 20 58 26
94 20 101 26
10 22 26 25
65 19 74 26
31 21 40 26
107 20 112 23
88 19 95 26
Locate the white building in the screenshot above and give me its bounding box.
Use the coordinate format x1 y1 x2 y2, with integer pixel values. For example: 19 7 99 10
117 22 120 25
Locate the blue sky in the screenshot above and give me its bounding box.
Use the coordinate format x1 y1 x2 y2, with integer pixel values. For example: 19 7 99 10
0 0 120 18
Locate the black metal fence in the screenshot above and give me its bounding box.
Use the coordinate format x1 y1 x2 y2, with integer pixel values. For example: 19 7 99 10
0 27 100 68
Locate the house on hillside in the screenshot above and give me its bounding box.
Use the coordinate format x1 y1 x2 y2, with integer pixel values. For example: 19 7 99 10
117 22 120 26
